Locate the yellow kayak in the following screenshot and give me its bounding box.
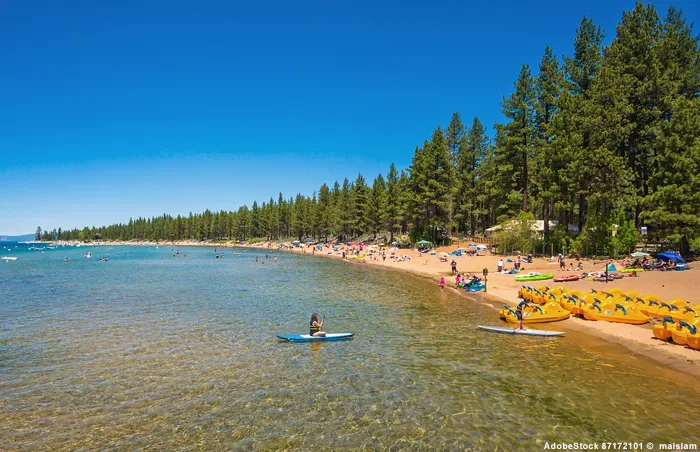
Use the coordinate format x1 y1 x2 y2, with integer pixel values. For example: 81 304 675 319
687 327 700 351
499 302 570 324
671 318 700 346
582 301 649 325
653 317 676 342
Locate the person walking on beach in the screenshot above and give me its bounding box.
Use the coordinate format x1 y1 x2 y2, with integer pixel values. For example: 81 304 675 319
455 273 461 288
559 253 565 270
451 260 457 275
497 259 504 272
439 277 446 290
309 313 326 337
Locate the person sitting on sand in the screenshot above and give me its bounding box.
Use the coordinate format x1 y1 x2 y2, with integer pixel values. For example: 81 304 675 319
577 261 584 271
309 313 326 337
568 263 574 271
439 277 446 290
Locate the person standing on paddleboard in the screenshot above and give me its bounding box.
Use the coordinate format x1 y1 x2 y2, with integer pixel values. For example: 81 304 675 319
515 299 528 330
310 313 326 337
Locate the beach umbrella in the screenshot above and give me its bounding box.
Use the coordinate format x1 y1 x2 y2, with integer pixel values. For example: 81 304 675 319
416 240 432 246
438 252 449 258
292 240 300 245
391 241 398 245
631 251 650 257
476 244 488 250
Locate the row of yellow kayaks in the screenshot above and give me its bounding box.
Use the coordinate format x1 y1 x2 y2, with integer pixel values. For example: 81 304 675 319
498 302 571 324
517 285 700 349
519 285 699 327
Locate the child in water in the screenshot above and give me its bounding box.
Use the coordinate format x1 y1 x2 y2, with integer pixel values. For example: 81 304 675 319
439 277 446 290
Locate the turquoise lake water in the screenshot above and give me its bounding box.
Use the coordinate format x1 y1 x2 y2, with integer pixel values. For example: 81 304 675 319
1 243 699 450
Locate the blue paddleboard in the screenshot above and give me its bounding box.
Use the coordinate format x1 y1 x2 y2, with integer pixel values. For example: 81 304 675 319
277 333 354 342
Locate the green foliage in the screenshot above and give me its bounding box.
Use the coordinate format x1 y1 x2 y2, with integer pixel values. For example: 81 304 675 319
611 213 639 256
493 212 538 254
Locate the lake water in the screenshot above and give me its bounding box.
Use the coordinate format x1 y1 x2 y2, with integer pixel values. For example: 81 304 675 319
1 243 699 449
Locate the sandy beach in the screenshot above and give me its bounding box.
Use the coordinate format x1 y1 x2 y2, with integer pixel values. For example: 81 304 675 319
53 238 700 378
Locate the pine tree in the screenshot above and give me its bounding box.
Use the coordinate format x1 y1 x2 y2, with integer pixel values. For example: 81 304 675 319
367 174 387 238
456 117 488 235
533 46 564 241
495 64 536 216
385 163 401 242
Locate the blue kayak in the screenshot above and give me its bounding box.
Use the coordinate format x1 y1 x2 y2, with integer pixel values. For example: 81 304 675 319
277 333 354 342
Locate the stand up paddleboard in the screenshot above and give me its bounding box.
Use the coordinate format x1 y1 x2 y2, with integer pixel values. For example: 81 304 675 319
476 325 565 337
277 333 354 342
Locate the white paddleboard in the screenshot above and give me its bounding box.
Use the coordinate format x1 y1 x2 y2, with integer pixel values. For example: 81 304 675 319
477 325 565 337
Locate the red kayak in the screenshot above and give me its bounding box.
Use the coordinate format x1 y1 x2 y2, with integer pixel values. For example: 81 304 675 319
553 275 580 282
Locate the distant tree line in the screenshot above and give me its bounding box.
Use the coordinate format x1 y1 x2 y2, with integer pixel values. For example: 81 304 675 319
40 3 699 255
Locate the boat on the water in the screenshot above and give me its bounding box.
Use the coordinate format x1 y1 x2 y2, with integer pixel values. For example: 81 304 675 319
1 256 18 261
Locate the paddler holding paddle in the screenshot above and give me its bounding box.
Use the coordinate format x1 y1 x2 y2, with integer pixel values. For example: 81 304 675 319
309 313 326 337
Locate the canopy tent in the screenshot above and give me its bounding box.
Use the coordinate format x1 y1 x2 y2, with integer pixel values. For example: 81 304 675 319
631 251 650 257
600 263 618 272
416 240 433 246
657 252 688 269
292 240 301 244
438 252 449 258
391 241 399 245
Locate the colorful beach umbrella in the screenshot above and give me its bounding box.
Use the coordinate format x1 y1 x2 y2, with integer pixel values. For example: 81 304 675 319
631 251 650 257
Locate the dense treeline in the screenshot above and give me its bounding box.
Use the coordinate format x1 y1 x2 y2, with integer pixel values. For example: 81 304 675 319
40 3 700 255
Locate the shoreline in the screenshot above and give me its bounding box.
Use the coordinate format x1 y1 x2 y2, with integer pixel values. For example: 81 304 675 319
42 238 700 379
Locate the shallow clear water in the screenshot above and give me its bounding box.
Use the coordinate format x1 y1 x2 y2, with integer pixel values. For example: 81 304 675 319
1 243 699 450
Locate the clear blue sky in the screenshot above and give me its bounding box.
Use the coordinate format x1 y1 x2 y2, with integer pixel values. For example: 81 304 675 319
1 0 697 235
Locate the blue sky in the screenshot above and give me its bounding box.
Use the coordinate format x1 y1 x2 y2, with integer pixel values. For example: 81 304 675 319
1 0 697 235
